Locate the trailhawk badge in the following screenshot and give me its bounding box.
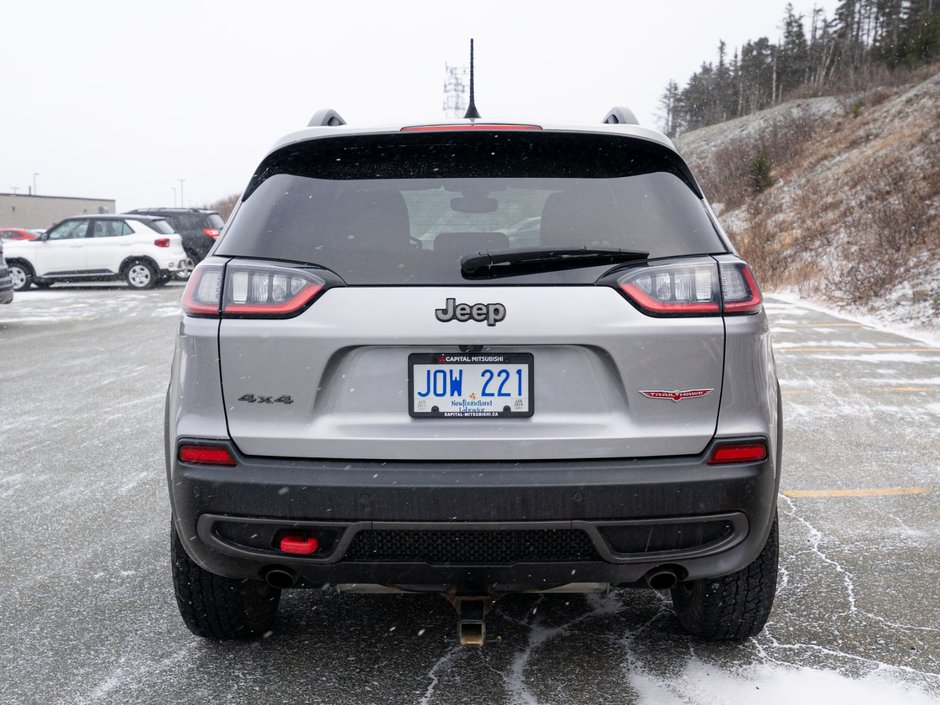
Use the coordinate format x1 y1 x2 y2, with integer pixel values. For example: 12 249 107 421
640 389 714 402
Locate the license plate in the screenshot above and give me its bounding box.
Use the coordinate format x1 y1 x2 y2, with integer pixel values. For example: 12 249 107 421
408 353 534 418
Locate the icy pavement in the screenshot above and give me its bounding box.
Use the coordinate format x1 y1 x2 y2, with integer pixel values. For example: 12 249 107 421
0 289 938 704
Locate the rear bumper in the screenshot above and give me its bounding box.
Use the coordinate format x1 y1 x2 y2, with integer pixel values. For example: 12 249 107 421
168 437 779 588
161 258 189 273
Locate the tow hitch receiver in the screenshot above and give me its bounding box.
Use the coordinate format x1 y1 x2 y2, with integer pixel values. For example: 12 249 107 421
447 594 492 646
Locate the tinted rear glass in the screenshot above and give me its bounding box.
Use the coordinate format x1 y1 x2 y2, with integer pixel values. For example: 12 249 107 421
170 214 205 231
218 131 725 285
140 218 174 234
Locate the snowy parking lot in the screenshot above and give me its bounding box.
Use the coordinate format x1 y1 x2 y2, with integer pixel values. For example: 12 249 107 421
1 286 938 704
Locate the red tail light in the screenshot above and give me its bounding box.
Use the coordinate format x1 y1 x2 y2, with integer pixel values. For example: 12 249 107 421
224 262 324 317
182 264 224 316
178 444 237 466
203 228 221 238
154 238 170 248
719 262 763 314
181 261 326 318
707 442 768 464
617 259 720 315
616 259 762 317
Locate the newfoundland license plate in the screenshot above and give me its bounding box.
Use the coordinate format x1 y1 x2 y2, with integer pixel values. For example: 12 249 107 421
408 353 534 418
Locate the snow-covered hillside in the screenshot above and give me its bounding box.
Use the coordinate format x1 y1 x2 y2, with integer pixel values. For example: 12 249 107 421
676 69 940 337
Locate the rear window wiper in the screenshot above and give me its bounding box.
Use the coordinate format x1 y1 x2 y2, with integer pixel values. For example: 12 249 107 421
460 247 649 280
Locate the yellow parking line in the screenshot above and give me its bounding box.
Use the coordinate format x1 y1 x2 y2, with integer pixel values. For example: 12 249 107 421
783 487 931 498
778 347 940 354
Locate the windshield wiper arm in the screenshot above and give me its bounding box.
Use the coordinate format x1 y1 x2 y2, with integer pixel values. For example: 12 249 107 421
460 247 649 280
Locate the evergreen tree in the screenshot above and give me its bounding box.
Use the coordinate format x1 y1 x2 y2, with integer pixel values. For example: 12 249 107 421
780 4 810 96
658 80 682 137
661 0 939 135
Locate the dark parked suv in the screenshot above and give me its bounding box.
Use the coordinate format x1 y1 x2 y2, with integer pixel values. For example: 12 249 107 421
126 208 224 265
166 108 782 645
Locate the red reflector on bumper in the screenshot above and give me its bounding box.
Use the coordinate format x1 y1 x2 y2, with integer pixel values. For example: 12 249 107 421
178 445 236 466
280 535 319 555
708 443 768 464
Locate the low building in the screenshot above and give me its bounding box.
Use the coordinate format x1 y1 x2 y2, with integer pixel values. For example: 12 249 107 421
0 193 116 229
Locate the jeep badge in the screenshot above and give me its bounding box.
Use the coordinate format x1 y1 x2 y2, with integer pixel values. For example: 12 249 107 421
435 298 507 326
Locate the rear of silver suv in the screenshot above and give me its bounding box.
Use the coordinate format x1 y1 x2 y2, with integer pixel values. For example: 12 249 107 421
166 116 781 644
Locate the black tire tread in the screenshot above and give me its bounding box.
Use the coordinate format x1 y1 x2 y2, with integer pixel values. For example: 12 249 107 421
670 514 778 641
8 260 33 292
171 525 280 640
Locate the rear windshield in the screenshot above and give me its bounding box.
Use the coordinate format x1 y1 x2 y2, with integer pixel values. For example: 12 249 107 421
218 131 725 285
207 213 225 229
170 214 207 232
140 218 174 234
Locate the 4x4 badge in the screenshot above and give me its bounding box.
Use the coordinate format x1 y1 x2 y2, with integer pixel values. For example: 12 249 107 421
435 298 506 326
640 389 713 402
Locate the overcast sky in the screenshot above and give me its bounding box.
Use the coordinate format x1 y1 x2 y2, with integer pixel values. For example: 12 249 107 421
3 0 837 212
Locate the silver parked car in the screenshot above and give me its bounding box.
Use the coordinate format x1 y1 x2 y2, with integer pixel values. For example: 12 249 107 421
166 108 781 644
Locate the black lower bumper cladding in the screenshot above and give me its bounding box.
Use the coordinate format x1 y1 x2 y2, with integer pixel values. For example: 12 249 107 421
169 438 777 587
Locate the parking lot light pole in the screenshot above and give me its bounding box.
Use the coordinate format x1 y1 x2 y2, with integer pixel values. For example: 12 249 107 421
33 173 39 195
178 178 186 208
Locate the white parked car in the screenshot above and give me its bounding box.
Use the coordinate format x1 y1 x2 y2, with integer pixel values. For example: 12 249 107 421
4 215 189 290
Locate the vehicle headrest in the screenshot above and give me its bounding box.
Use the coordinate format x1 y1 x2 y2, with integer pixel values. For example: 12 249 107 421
539 189 622 248
333 190 411 249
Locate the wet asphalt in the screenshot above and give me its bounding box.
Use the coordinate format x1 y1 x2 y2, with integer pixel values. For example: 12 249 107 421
0 286 938 704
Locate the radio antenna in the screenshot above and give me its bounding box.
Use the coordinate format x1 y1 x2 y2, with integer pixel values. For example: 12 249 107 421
463 38 481 119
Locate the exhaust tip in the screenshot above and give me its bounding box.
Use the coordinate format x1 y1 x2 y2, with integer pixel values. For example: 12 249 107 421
263 567 298 590
645 569 679 591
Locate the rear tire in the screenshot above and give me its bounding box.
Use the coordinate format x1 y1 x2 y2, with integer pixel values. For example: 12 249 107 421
670 513 778 641
125 261 156 289
8 262 33 291
171 523 281 640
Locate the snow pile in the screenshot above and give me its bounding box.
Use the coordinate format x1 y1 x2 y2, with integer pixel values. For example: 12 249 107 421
629 660 940 705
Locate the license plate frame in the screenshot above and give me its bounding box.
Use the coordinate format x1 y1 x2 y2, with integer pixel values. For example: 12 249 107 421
408 352 534 418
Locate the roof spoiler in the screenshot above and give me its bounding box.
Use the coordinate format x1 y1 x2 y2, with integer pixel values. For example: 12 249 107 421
602 107 639 125
308 109 346 127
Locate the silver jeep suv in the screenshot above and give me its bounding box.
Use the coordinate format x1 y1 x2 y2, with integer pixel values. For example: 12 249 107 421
166 108 781 644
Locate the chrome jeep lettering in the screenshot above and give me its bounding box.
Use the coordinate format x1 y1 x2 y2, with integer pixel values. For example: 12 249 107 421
435 298 507 326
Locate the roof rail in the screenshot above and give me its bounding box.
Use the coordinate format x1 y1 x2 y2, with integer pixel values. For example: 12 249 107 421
308 109 346 127
602 107 639 125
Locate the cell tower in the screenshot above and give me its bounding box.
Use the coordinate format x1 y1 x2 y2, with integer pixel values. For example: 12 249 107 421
442 63 469 117
443 39 481 119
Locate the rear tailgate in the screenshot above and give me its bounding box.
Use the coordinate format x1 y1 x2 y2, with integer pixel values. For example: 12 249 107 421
219 285 723 460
